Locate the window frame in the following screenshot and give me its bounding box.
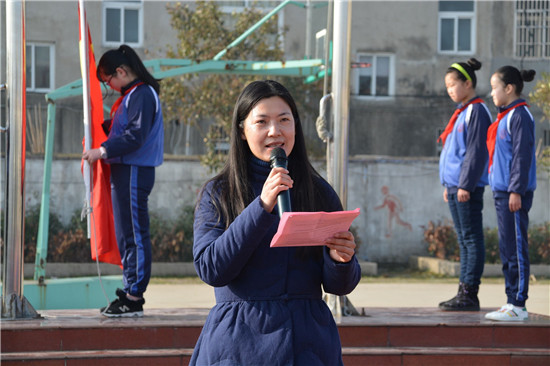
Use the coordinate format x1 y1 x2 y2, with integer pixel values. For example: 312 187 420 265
514 0 550 59
26 42 55 92
437 2 476 55
351 53 395 100
102 0 144 48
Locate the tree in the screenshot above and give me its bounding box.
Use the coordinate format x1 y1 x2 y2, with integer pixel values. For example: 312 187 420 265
529 72 550 172
162 1 323 171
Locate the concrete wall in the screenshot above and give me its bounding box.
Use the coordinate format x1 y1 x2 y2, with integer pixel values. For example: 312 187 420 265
14 156 550 264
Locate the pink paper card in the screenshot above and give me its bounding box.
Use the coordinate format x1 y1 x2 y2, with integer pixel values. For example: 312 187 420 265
270 208 361 248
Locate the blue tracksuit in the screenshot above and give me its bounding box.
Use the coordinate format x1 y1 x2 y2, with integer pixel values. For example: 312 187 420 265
489 99 536 307
102 80 164 298
439 97 491 286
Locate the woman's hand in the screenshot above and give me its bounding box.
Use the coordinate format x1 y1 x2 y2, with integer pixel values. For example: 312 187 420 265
325 231 356 263
260 167 293 213
82 148 102 164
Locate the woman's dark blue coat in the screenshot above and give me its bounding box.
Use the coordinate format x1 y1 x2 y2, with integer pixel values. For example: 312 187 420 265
190 158 361 365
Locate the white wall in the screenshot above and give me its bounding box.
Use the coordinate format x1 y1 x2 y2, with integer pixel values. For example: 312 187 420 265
14 156 550 263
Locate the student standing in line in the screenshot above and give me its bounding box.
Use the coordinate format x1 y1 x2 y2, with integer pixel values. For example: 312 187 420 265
83 45 164 317
485 66 537 322
191 80 361 365
438 59 492 312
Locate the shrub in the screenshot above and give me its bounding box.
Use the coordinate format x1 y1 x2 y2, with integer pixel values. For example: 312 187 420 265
423 220 550 264
422 219 459 261
4 205 196 263
150 206 195 262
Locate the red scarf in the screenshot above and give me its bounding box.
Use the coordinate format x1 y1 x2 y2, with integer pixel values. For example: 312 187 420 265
486 101 528 171
438 97 483 146
110 81 144 118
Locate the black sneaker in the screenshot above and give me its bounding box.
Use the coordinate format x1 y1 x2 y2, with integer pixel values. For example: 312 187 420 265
100 288 127 313
101 290 145 318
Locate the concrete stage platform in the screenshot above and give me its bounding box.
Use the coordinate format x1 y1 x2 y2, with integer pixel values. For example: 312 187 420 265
2 307 550 365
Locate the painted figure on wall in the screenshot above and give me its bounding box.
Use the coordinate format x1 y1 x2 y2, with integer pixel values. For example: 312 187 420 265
374 185 412 238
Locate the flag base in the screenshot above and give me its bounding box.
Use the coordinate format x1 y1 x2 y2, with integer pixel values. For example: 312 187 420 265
1 293 41 319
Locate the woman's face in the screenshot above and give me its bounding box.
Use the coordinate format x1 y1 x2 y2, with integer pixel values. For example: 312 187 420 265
445 72 471 104
241 96 296 162
490 73 514 107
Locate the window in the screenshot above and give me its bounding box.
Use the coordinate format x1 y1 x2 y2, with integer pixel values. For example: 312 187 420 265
515 0 550 59
26 43 54 92
438 1 475 54
352 54 394 98
103 1 143 47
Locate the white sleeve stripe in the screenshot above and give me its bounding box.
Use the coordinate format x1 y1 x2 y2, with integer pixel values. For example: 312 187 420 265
124 85 160 113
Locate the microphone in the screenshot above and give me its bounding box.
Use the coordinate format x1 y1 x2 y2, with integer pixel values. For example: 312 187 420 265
269 147 292 218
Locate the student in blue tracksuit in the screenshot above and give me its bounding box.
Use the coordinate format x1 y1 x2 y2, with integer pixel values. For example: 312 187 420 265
83 45 164 317
485 66 536 322
191 80 361 365
438 58 492 311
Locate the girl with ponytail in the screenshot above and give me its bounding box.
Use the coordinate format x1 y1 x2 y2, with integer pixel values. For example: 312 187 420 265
485 66 537 322
438 58 492 312
83 44 164 317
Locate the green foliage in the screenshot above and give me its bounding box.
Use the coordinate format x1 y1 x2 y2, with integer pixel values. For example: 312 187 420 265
422 219 459 261
163 1 323 171
423 220 550 265
10 205 195 263
150 206 195 262
529 72 550 122
483 226 501 264
529 72 550 173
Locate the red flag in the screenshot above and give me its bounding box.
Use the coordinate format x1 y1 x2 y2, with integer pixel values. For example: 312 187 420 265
79 7 121 267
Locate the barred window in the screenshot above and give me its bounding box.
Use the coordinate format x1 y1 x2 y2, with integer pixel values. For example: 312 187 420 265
515 0 550 59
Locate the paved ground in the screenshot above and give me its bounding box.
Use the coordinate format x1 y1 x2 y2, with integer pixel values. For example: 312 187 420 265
142 281 550 317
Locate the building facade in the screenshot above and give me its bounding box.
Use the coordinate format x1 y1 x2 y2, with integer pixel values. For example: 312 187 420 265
2 0 549 157
1 0 549 263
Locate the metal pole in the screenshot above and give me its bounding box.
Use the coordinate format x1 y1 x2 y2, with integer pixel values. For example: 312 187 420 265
305 0 312 59
330 0 351 209
329 0 357 318
2 0 39 319
324 0 334 186
79 0 92 238
34 101 56 282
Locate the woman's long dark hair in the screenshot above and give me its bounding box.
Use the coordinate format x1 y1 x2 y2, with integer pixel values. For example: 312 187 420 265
97 44 160 94
202 80 329 229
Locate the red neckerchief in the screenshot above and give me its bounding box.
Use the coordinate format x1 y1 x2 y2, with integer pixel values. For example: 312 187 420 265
438 97 483 146
109 81 144 118
486 101 528 171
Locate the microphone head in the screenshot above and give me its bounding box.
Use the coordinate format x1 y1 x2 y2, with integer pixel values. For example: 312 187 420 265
269 147 287 168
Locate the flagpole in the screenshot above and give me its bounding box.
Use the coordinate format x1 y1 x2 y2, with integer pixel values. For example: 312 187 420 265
79 0 92 238
1 0 39 319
